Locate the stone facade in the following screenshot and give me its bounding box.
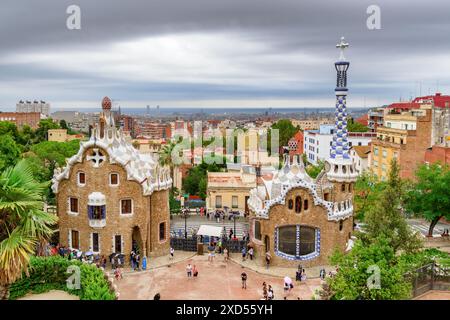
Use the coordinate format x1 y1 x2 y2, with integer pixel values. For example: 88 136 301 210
249 185 353 268
52 97 172 259
370 108 432 179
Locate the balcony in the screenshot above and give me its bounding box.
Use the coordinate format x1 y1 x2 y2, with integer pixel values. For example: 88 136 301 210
88 193 106 228
89 219 106 228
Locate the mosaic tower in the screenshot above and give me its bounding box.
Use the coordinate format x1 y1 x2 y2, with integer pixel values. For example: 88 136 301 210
325 37 358 182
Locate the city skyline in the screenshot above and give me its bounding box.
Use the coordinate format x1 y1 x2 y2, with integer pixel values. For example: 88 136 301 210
1 0 450 110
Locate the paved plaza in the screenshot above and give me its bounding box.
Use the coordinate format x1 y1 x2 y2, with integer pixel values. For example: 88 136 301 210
414 290 450 300
114 254 323 300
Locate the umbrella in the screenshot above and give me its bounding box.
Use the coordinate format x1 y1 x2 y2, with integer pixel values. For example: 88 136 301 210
85 251 94 256
284 276 292 285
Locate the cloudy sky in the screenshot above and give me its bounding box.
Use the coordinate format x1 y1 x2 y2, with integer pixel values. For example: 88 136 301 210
1 0 450 111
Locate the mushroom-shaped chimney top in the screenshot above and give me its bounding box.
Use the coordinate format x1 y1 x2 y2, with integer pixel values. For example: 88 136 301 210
102 96 112 110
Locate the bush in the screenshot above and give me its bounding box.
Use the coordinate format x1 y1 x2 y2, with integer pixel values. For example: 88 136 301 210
9 256 115 300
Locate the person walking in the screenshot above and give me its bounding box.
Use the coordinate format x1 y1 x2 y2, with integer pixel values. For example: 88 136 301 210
241 272 247 289
296 268 302 282
186 263 193 278
319 268 325 280
223 247 229 262
265 251 271 270
135 253 140 271
268 285 274 300
193 265 198 278
170 247 175 260
248 247 254 261
114 266 123 281
130 251 135 270
241 246 247 261
262 282 267 300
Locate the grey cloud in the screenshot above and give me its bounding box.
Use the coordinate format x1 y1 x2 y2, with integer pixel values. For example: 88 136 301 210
1 0 450 109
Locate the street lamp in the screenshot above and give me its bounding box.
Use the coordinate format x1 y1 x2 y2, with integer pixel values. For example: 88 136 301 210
184 208 188 239
234 216 236 239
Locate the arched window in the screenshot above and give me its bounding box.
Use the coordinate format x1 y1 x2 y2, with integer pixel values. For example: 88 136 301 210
303 199 309 211
288 199 294 210
341 184 346 192
277 225 318 258
295 196 302 213
278 226 297 256
339 220 343 231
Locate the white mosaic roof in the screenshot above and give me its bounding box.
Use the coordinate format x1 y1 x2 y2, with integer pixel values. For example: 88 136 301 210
247 154 353 221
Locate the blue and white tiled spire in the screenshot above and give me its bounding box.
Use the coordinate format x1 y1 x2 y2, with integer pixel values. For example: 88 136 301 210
330 37 350 160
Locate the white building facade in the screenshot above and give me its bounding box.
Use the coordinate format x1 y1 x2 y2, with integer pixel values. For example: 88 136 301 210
16 100 50 116
304 124 375 165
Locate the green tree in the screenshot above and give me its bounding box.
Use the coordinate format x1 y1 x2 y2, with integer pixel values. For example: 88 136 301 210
361 159 422 253
347 118 369 132
17 125 37 150
268 119 298 154
305 160 325 179
159 141 178 184
198 177 208 200
353 171 385 220
0 135 21 172
30 140 80 167
182 162 224 199
59 119 68 130
0 122 19 141
27 140 80 203
0 160 58 299
406 163 450 237
169 188 181 214
324 237 413 300
34 119 59 143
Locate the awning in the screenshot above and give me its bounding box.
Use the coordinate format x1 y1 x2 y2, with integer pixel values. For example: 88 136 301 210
196 225 223 238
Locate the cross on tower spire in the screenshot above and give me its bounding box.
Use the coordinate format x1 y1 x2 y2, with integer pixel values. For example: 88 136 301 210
336 36 349 61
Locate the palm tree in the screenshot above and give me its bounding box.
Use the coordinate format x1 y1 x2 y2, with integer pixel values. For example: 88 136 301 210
159 142 177 187
0 160 58 299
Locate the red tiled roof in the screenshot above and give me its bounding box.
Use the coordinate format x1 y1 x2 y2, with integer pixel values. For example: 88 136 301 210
356 114 368 126
413 93 450 108
387 102 421 110
289 131 303 143
387 93 450 110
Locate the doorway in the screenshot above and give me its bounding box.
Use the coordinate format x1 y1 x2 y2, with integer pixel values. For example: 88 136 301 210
71 230 79 249
114 235 122 253
132 226 143 254
264 235 270 253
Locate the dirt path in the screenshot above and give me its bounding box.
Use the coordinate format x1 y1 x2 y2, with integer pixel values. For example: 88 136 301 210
18 290 79 300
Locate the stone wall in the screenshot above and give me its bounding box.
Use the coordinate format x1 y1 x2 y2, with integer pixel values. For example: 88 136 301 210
250 186 353 268
57 146 169 260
